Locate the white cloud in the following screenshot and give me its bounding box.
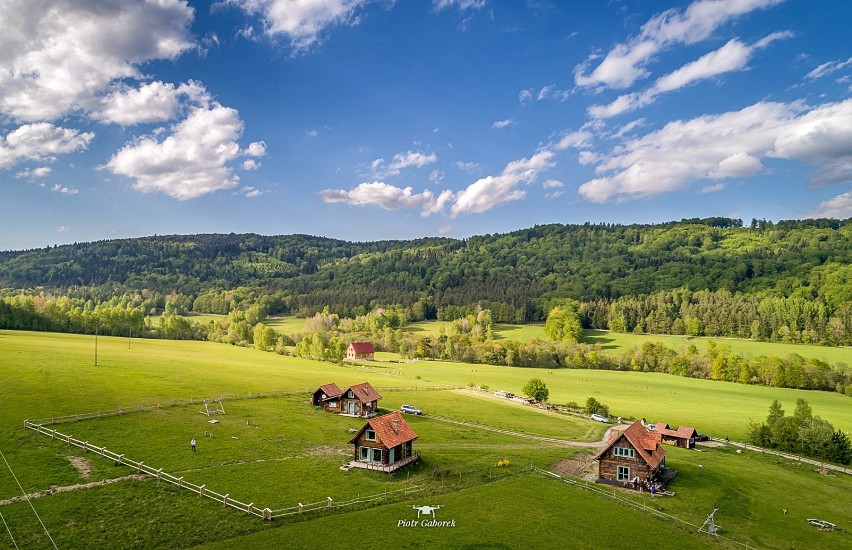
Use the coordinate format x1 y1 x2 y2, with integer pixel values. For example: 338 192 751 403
450 149 555 217
589 33 791 119
455 161 480 174
492 119 514 129
699 183 726 194
437 225 452 235
15 166 52 179
0 123 94 168
319 181 452 217
574 0 784 90
104 103 249 200
307 129 319 137
244 141 268 157
429 170 444 184
578 99 852 203
806 191 852 218
241 186 264 198
542 179 564 188
518 89 533 104
230 0 368 51
51 183 78 195
372 150 437 177
0 0 194 122
433 0 487 11
242 159 261 170
545 189 564 199
95 81 209 126
57 225 68 233
806 57 852 80
552 129 593 151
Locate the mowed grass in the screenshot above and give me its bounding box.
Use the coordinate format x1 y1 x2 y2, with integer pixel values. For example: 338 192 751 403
1 329 850 549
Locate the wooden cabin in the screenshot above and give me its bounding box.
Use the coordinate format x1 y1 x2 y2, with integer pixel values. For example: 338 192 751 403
339 382 382 417
656 424 698 449
348 411 419 472
346 341 375 361
311 383 343 412
594 420 667 486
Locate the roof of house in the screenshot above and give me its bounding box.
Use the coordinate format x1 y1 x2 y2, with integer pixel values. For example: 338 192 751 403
594 420 666 469
656 424 697 439
344 382 382 403
348 341 375 354
315 383 342 400
349 411 417 448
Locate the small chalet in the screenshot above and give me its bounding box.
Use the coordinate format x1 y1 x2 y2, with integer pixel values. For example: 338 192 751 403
594 420 669 486
347 411 419 472
340 382 382 417
311 383 343 412
655 423 698 449
346 341 375 361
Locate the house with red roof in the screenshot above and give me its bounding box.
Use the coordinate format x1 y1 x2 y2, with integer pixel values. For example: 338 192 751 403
594 420 668 486
347 411 419 472
346 341 375 361
311 383 343 412
655 423 698 449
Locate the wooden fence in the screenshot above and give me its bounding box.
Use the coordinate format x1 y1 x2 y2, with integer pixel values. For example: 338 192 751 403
22 420 423 521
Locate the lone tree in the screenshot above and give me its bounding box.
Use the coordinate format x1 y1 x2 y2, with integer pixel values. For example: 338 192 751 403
586 397 610 417
544 303 583 343
522 378 549 402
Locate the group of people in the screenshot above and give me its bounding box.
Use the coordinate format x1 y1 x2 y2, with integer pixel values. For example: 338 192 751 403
630 475 662 494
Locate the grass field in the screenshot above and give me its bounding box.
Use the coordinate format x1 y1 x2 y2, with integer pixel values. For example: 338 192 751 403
0 330 850 549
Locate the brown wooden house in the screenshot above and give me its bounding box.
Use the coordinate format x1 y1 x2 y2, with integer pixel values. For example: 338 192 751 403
594 420 667 486
339 382 382 417
655 424 698 449
347 411 419 472
311 383 343 412
346 341 375 361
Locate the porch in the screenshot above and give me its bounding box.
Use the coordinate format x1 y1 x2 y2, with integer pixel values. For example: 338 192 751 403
344 452 420 473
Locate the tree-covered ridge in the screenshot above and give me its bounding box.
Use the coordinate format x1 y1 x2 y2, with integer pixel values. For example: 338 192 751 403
1 218 850 333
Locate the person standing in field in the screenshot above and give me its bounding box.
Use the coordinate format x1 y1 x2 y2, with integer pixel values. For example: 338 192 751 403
191 438 197 452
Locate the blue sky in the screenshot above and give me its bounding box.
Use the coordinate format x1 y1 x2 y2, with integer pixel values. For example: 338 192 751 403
1 0 851 250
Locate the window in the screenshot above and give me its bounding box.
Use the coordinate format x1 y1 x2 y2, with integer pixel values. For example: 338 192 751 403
372 448 382 463
613 447 635 458
617 465 630 481
360 446 369 461
328 401 337 408
365 429 376 441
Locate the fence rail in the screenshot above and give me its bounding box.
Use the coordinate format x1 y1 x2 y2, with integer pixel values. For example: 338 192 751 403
23 420 424 521
23 385 461 427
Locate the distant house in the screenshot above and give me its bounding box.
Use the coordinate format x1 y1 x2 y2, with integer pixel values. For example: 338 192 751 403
594 420 667 486
655 424 698 449
340 382 382 417
347 341 375 361
347 411 419 472
311 383 343 412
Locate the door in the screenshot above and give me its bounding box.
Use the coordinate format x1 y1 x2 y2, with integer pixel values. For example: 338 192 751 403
389 447 396 465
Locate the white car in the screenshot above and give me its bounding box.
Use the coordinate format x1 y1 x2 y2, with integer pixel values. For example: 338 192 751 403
400 404 423 415
591 413 609 423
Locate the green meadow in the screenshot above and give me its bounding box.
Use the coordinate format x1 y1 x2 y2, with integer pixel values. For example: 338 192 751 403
0 330 850 549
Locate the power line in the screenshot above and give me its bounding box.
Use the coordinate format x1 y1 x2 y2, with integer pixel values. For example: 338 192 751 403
0 450 58 549
0 510 18 549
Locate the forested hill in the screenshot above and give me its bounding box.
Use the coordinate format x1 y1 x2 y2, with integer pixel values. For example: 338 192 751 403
1 218 850 325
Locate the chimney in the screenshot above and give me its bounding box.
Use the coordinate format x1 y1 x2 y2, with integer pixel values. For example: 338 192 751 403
391 420 399 434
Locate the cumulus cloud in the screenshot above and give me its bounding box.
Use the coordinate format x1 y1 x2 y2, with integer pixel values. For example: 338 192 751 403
450 149 555 217
241 186 264 198
51 183 78 195
371 150 437 177
806 191 852 218
574 0 784 90
95 81 209 126
0 0 194 122
589 33 791 119
0 123 94 168
229 0 368 51
244 141 268 157
104 103 252 200
15 166 52 180
319 181 453 217
577 99 852 203
492 119 514 129
242 159 261 170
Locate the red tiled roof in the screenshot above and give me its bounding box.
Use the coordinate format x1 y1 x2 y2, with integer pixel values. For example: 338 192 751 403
345 382 382 404
349 341 375 354
657 424 697 439
594 420 666 469
349 411 417 448
317 383 342 400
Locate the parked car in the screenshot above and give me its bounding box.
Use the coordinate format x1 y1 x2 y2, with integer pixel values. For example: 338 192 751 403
591 413 609 423
400 404 423 415
695 433 711 442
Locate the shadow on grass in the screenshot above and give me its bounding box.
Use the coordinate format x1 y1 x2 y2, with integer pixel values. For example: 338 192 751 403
581 330 617 350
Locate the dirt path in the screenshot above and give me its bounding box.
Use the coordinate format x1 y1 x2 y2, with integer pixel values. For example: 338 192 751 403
426 415 626 448
0 475 146 507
